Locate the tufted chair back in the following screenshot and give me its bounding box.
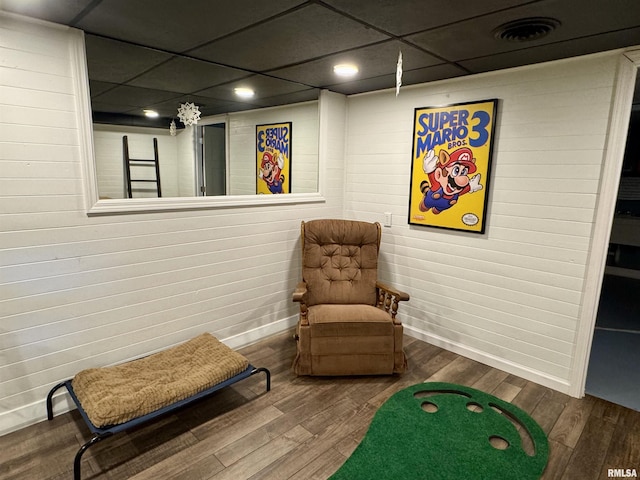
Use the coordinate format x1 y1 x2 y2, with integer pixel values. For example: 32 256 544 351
301 219 381 307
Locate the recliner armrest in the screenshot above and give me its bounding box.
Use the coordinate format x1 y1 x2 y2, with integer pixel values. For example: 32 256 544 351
376 281 410 302
293 281 309 326
376 281 409 323
292 281 308 303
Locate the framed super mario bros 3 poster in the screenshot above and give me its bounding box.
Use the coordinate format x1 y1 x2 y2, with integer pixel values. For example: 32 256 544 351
256 122 292 194
408 99 498 234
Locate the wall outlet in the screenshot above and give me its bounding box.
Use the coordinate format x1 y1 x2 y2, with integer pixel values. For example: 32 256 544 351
384 212 392 227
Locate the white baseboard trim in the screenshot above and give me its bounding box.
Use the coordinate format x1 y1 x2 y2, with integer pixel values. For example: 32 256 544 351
221 315 297 350
404 324 572 396
4 317 573 437
0 316 298 438
0 392 77 438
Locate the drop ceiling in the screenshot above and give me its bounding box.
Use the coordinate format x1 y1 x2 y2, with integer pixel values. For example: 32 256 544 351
2 0 640 127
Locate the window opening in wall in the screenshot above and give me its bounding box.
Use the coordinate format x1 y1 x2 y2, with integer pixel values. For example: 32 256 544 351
585 68 640 411
606 107 640 273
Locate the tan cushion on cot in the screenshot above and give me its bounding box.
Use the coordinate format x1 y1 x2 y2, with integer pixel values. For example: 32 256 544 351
71 333 249 428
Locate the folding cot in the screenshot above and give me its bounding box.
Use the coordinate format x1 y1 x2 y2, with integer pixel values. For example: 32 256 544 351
46 333 271 480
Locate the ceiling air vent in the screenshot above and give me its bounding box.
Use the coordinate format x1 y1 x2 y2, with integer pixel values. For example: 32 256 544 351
493 17 560 42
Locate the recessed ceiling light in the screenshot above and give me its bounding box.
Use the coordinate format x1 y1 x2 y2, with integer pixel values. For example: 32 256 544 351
143 109 159 118
333 64 359 77
234 87 255 98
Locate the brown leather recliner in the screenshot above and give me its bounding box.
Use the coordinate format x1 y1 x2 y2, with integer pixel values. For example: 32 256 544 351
292 219 410 376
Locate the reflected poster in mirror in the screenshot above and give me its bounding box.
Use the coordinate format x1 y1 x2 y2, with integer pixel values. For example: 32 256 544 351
256 122 292 194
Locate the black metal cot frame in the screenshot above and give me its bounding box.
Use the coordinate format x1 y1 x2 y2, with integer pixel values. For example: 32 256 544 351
46 365 271 480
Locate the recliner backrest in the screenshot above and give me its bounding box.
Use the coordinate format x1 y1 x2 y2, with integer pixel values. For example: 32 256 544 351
302 219 380 306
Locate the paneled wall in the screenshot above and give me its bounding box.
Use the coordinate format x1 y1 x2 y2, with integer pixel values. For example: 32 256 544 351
0 14 345 435
0 10 630 437
177 125 196 197
93 125 183 199
343 53 620 392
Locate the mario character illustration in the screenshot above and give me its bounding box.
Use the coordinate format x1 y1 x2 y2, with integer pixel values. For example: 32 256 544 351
419 147 483 214
258 151 285 194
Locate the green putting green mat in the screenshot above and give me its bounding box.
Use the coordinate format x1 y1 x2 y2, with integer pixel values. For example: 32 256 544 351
331 382 549 480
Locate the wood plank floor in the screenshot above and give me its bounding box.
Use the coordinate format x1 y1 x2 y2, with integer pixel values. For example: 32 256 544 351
1 331 639 479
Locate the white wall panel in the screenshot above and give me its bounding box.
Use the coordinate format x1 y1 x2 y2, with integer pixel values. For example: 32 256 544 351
93 126 179 199
343 53 621 392
0 85 76 111
0 14 342 435
177 126 195 196
1 10 628 437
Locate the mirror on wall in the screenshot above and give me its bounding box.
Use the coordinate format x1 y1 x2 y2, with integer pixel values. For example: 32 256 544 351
85 33 321 202
92 101 319 200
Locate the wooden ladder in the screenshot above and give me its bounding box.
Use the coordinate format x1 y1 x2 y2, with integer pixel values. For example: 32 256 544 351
122 135 162 198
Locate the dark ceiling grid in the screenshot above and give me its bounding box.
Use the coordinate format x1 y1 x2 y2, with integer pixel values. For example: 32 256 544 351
320 0 543 37
1 0 639 124
84 35 174 84
186 4 390 73
74 0 309 54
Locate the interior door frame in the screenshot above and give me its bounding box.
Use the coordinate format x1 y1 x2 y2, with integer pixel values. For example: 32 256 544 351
571 49 640 397
195 114 229 196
